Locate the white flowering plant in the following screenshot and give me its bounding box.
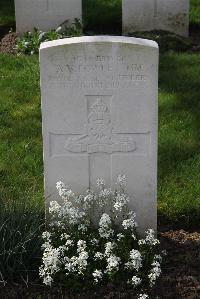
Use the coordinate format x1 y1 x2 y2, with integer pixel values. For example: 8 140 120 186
16 19 82 55
40 175 164 298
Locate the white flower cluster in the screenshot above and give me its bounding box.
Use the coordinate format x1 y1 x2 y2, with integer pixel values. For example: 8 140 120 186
39 241 61 286
90 238 99 246
40 175 164 296
131 275 141 286
92 269 103 283
49 201 61 215
60 234 74 250
114 193 129 211
117 233 124 241
105 241 115 256
96 177 105 189
83 193 96 208
138 294 149 299
122 211 138 230
99 213 114 239
117 174 127 187
138 229 160 246
49 183 87 227
63 202 86 225
56 181 75 200
125 249 142 271
42 231 51 242
106 255 121 273
63 240 89 275
104 242 121 274
94 251 104 261
99 188 112 199
148 255 162 286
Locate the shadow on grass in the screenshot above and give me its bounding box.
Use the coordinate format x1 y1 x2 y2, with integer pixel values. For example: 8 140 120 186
159 53 200 177
0 0 15 39
83 0 122 35
0 202 44 284
158 53 200 228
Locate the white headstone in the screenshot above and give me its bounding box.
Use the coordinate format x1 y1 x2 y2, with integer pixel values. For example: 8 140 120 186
15 0 82 34
122 0 189 37
40 36 158 232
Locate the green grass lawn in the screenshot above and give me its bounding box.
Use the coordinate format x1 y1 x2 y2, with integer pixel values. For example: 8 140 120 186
190 0 200 25
0 55 42 207
0 54 44 282
158 53 200 227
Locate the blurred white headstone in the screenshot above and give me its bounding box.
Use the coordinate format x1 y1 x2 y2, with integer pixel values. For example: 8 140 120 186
15 0 82 34
122 0 189 37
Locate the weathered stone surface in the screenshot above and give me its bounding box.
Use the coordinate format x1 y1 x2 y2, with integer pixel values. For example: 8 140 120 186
122 0 189 37
15 0 82 34
40 36 158 232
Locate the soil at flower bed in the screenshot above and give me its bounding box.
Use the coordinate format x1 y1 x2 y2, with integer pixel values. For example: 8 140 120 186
156 229 200 299
0 32 17 54
0 229 199 299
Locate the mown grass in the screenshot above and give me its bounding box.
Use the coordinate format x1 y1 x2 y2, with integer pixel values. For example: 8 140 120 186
190 0 200 25
0 54 44 283
158 53 200 227
0 55 43 206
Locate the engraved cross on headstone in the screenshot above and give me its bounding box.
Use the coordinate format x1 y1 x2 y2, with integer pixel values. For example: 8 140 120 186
153 0 159 18
60 95 147 187
153 0 159 29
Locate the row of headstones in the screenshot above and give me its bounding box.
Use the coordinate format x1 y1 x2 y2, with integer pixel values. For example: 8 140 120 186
15 0 189 37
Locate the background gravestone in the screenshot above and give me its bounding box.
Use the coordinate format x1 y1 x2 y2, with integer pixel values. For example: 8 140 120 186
40 36 158 232
15 0 82 34
122 0 189 37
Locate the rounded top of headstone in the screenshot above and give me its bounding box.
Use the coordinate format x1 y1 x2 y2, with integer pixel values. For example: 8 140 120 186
40 36 158 51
